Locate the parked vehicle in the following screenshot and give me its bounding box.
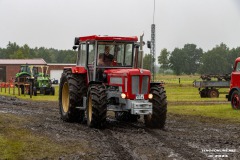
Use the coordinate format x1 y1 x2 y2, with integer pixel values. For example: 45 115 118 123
193 74 230 98
226 57 240 109
15 65 55 95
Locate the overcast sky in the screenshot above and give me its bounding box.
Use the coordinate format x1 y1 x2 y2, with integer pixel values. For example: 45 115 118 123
0 0 240 57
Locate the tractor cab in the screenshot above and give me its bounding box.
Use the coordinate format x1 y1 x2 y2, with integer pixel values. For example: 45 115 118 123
74 35 140 82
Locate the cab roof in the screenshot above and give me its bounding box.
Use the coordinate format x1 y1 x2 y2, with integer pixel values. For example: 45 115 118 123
235 57 240 62
78 35 138 42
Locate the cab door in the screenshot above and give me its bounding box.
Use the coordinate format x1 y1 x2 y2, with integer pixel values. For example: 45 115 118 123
231 61 240 89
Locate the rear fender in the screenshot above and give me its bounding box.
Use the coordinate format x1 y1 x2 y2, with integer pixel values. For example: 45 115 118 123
63 67 88 84
150 82 164 88
70 66 87 74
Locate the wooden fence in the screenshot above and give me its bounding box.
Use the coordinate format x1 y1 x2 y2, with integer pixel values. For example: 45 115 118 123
0 81 33 98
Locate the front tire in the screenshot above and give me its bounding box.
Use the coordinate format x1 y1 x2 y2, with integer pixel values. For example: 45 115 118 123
59 70 87 122
51 87 55 95
144 85 167 129
87 84 107 128
231 90 240 109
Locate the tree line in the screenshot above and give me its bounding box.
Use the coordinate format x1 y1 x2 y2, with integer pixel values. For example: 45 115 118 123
144 43 240 75
0 42 77 63
1 42 240 75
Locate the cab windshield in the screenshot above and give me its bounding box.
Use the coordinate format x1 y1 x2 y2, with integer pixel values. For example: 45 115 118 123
97 42 134 67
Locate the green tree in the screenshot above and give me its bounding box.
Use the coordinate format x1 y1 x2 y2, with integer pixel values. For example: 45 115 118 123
22 44 30 58
6 42 19 58
169 48 184 75
158 48 169 72
0 48 7 58
199 43 230 74
143 53 155 71
10 49 25 59
182 44 203 74
169 44 203 75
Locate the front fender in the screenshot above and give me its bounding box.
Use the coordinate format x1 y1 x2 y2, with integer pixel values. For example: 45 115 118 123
228 87 240 101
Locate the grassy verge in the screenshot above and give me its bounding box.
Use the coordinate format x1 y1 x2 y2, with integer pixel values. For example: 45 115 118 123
168 104 240 123
0 85 59 101
158 74 236 121
0 114 93 159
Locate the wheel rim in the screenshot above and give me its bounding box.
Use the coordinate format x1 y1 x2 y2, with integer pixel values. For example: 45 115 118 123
88 95 93 123
62 82 69 113
232 94 240 109
210 90 218 98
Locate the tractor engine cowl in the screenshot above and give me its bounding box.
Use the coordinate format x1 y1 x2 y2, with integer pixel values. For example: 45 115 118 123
105 68 153 115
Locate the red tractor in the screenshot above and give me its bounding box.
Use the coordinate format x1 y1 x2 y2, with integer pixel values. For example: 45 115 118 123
227 57 240 109
59 35 167 128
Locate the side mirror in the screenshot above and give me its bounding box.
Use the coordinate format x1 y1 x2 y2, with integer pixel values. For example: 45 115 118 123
147 41 151 49
74 37 80 45
72 46 78 50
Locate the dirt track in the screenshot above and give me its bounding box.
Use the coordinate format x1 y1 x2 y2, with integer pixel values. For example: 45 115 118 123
0 95 240 160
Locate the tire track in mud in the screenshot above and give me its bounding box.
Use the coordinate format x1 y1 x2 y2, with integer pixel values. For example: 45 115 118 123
145 129 208 160
113 120 208 160
100 128 134 160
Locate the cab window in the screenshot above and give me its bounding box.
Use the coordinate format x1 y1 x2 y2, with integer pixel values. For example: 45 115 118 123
77 44 86 66
88 44 95 65
236 62 240 72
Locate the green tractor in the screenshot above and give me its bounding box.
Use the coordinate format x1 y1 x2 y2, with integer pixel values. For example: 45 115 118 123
15 65 55 96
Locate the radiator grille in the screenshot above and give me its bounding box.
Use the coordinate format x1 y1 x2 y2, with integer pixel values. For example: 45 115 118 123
131 76 149 94
131 76 139 94
141 76 149 94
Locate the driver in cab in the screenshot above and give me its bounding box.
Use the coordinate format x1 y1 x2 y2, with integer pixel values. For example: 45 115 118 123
98 46 114 66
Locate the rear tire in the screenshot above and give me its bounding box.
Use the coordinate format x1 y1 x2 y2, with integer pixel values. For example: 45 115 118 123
231 90 240 109
200 89 207 98
144 85 167 129
87 84 107 128
59 70 87 122
208 89 219 98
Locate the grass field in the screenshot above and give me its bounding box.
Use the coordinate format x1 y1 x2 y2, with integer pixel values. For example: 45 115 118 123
0 114 90 159
0 74 238 121
0 75 239 159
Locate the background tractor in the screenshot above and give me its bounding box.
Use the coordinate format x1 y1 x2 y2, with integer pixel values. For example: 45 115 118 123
15 65 55 96
59 35 167 128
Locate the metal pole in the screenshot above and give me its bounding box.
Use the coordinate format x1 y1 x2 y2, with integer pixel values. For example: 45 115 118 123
151 24 156 81
139 33 144 68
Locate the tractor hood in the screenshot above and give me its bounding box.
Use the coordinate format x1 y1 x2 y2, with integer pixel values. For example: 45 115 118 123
104 68 151 100
104 68 151 77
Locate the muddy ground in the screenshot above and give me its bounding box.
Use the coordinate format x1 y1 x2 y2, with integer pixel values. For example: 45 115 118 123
0 96 240 160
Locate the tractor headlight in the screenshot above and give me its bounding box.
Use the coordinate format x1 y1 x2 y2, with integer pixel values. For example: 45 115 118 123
148 93 153 99
121 93 126 99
